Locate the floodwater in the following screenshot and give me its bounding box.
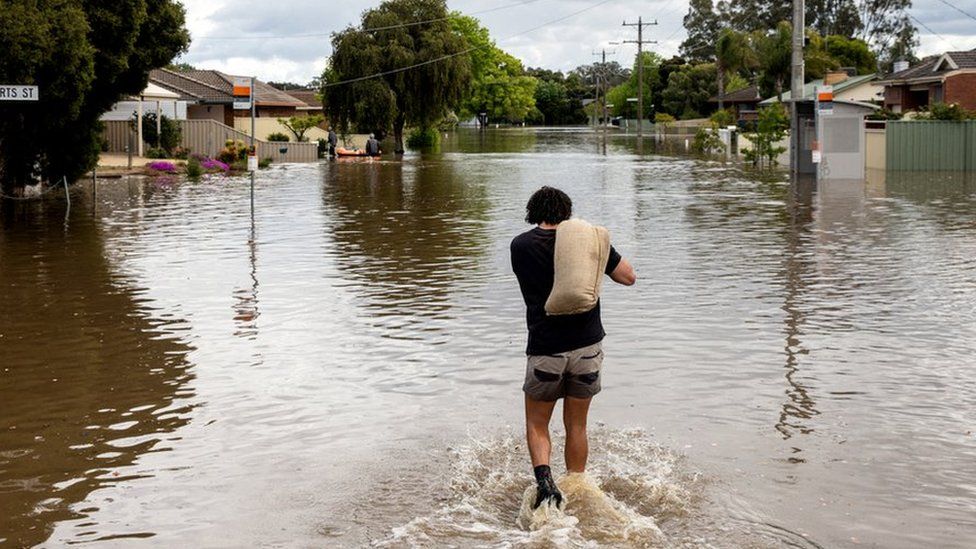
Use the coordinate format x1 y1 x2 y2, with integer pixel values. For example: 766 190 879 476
1 128 975 548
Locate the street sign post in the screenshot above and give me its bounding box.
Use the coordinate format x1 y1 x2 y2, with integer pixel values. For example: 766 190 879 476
0 85 39 101
233 77 251 110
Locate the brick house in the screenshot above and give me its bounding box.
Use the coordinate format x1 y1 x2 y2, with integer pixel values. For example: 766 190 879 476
875 49 976 113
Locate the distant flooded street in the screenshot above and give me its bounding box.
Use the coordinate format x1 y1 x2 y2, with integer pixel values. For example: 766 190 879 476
2 128 975 547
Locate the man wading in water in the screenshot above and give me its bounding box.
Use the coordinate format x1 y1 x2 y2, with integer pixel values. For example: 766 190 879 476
510 187 636 509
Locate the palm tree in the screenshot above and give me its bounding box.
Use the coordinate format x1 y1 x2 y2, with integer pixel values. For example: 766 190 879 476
715 29 758 110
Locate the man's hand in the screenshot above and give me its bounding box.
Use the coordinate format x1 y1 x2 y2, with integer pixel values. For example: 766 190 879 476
609 258 636 286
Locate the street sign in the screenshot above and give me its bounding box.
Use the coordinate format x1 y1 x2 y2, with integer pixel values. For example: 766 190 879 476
0 85 39 101
233 101 251 110
816 85 833 115
233 77 251 98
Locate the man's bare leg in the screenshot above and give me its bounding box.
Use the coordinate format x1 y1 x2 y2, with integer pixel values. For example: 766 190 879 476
525 395 557 466
563 396 592 473
525 395 562 508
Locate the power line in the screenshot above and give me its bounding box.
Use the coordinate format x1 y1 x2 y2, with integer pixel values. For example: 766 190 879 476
196 0 544 41
908 12 960 51
322 0 618 89
934 0 976 23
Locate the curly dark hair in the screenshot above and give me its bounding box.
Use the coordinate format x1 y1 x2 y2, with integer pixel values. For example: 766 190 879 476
525 186 573 225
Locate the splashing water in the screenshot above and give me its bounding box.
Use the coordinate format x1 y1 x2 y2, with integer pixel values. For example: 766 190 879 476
377 428 698 548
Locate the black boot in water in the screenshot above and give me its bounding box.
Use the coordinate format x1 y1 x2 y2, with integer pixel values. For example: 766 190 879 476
532 465 563 509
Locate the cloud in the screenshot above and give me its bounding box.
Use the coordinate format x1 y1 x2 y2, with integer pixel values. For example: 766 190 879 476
175 0 976 83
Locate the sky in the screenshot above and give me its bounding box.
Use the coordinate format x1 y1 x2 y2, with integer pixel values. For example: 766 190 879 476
176 0 976 84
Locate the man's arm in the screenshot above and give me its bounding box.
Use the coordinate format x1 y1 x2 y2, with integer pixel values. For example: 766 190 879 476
609 257 636 286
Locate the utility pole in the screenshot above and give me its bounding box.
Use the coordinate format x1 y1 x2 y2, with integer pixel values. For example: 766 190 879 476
592 48 615 137
623 17 657 140
790 0 804 176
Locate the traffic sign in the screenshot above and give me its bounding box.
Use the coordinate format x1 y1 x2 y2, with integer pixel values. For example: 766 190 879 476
0 85 39 101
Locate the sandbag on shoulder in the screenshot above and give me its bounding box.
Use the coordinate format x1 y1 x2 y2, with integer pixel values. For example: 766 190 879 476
545 218 611 315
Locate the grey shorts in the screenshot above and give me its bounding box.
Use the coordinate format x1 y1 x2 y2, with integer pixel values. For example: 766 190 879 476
523 342 603 401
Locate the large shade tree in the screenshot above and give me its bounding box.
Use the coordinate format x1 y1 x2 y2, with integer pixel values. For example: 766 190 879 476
0 0 189 193
451 14 536 125
321 0 472 153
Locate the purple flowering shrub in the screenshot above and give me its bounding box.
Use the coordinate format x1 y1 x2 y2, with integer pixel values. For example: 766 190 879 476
201 158 230 172
147 161 177 173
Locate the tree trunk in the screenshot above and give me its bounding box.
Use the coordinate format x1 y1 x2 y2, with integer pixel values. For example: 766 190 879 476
393 113 405 155
717 62 725 111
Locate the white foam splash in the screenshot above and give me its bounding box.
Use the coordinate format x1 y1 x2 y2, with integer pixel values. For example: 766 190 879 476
376 428 694 548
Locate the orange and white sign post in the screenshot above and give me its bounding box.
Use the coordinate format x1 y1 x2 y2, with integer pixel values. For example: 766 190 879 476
233 77 258 173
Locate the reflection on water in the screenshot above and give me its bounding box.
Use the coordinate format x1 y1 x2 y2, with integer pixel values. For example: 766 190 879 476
322 160 490 343
1 130 975 548
0 192 194 547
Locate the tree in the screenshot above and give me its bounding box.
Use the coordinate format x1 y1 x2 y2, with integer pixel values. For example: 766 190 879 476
321 0 471 153
858 0 916 65
825 35 877 75
806 0 862 37
606 51 661 119
167 61 196 72
0 0 189 193
681 0 722 61
452 14 536 124
527 68 589 125
267 81 306 91
278 114 325 141
662 63 717 119
742 103 788 168
715 29 757 109
756 22 792 100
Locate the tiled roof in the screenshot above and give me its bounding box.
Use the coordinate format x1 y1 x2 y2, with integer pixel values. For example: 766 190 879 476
879 49 976 83
150 69 310 108
760 73 878 104
150 68 233 103
178 70 308 107
710 85 760 103
285 90 322 109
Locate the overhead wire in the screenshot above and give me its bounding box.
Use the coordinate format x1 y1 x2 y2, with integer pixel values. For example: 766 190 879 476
195 0 544 41
933 0 976 23
907 12 960 51
322 0 618 88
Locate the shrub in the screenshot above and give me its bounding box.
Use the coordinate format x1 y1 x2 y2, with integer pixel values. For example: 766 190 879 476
691 125 726 155
186 156 203 178
654 112 676 133
316 138 328 158
917 102 975 121
147 160 177 173
258 157 272 168
201 158 230 172
140 112 182 154
710 108 735 127
866 108 903 121
145 147 168 158
171 146 190 159
741 103 788 168
406 127 439 149
217 139 249 163
266 132 290 142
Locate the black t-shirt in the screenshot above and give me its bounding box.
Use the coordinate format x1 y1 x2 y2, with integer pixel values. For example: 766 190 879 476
511 227 622 356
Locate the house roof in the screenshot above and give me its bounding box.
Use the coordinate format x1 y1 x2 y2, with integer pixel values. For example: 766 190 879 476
149 68 310 108
877 49 976 84
709 85 760 104
760 73 878 104
285 90 322 109
150 68 233 103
